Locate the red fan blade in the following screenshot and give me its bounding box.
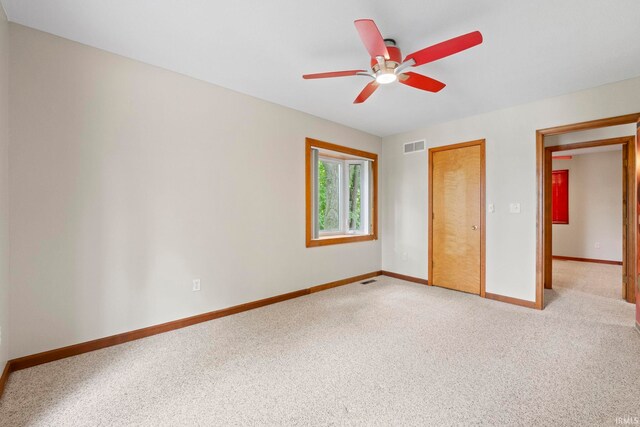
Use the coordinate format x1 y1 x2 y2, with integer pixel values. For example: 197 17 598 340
353 81 379 104
405 31 482 66
303 70 367 79
399 72 446 92
354 19 389 59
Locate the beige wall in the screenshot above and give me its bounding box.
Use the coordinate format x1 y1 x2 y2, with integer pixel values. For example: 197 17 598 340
0 6 9 369
552 151 623 261
545 124 635 146
6 20 640 360
381 76 640 302
8 24 382 359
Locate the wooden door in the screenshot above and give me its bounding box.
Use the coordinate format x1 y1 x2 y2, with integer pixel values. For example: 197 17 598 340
430 142 483 294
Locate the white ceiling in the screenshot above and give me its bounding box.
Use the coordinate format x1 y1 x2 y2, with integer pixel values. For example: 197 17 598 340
3 1 640 136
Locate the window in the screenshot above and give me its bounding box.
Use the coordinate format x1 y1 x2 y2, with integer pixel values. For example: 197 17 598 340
317 158 368 234
552 169 569 224
306 138 377 247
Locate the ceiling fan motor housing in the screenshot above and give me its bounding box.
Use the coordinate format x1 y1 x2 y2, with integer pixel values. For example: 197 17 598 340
371 45 402 72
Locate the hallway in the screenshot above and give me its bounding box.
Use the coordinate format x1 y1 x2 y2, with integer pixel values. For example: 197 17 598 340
553 260 623 301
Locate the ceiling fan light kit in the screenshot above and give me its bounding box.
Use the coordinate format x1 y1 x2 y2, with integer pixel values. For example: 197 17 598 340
303 19 483 104
373 39 399 84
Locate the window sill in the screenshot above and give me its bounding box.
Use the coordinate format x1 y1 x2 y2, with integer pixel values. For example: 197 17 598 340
306 233 376 248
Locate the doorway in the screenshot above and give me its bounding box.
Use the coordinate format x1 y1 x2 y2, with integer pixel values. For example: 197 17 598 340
536 113 640 310
428 139 486 295
545 136 634 302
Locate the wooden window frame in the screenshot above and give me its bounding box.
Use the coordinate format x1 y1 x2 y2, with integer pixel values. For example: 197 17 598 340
305 137 378 247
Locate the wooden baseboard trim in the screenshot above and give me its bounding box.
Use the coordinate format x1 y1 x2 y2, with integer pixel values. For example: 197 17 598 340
309 271 382 293
485 292 538 309
7 288 306 373
380 271 428 285
4 270 383 382
0 361 9 399
552 256 623 266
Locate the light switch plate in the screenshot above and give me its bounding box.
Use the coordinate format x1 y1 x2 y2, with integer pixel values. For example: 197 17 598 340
488 203 495 213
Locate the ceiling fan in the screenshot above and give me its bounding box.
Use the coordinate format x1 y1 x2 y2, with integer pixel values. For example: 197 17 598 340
303 19 483 104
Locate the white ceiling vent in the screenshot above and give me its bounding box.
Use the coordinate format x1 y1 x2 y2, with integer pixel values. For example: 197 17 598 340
404 140 426 154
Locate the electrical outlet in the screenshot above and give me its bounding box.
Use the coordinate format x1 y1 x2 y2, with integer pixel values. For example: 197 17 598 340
509 203 521 214
192 279 201 292
402 252 408 261
595 242 601 249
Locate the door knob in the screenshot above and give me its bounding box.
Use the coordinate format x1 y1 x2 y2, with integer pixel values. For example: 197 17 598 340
471 225 478 230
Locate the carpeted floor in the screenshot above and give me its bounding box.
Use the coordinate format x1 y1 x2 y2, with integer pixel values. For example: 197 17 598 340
1 275 638 426
553 259 624 300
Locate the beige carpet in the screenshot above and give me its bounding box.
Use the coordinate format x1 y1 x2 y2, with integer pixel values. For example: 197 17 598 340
553 259 624 300
1 276 638 426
